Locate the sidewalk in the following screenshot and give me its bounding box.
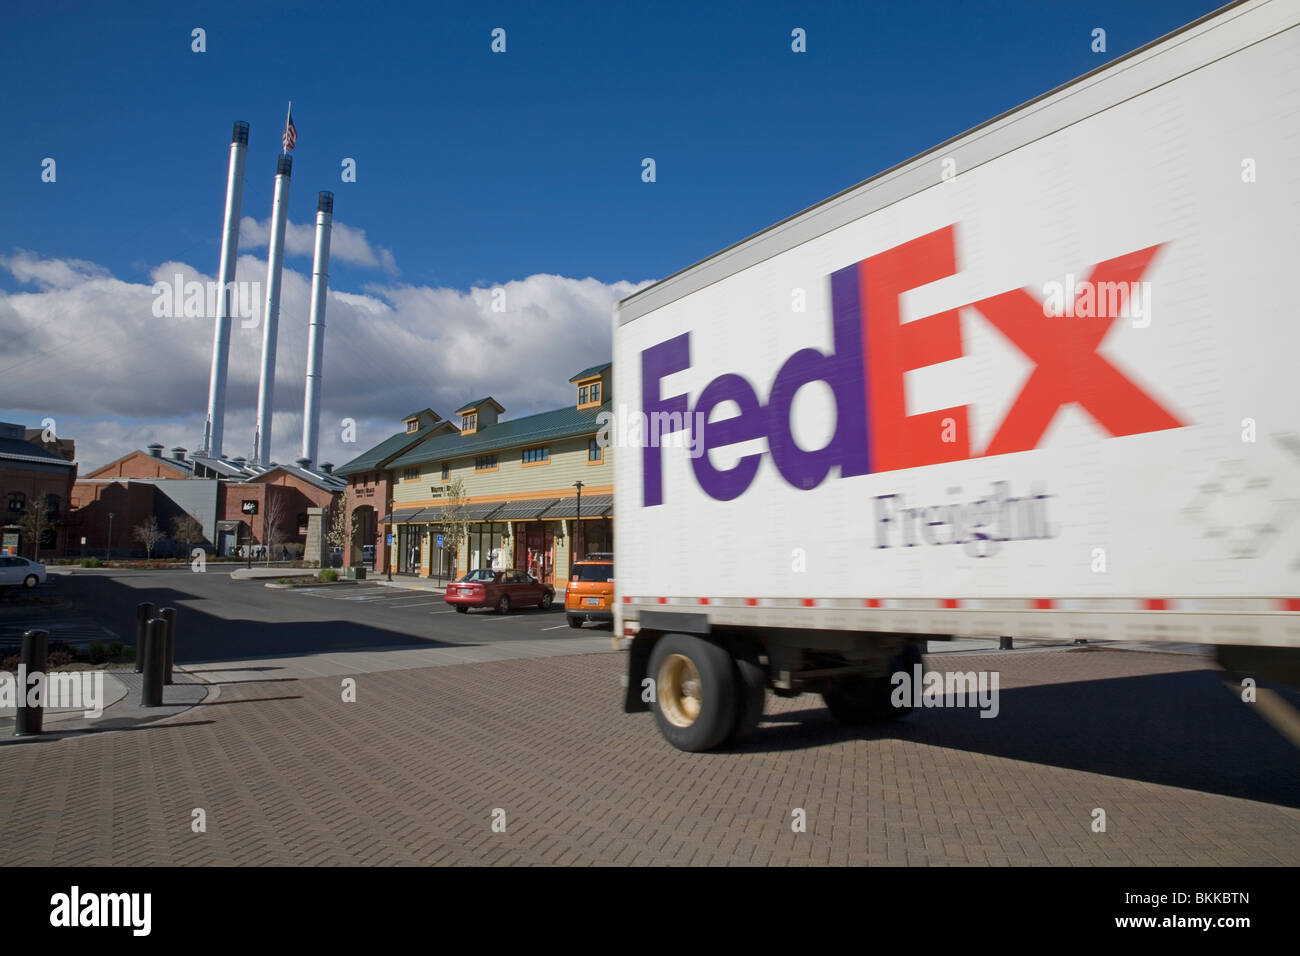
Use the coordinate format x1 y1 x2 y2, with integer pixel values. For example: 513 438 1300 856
373 575 446 593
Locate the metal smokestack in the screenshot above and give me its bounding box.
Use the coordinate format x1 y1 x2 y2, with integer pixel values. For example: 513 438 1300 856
200 120 249 458
252 153 292 466
300 191 333 468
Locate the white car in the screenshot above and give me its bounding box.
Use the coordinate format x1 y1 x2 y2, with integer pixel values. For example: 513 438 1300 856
0 556 46 589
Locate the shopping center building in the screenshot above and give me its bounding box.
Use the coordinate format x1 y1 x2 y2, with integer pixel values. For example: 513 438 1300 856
336 363 612 587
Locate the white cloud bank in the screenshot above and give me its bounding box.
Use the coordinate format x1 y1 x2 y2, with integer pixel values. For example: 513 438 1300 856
0 249 648 472
239 216 399 274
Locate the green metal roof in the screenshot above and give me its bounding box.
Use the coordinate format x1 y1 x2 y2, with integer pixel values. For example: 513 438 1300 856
569 362 611 383
455 396 505 415
335 420 442 477
400 407 439 422
390 400 609 470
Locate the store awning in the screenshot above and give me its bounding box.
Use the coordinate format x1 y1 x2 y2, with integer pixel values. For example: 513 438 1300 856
492 498 561 521
540 494 613 519
380 508 423 524
464 501 506 521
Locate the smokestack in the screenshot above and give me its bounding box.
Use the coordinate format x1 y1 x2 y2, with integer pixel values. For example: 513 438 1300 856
301 191 333 468
252 153 292 466
200 121 249 459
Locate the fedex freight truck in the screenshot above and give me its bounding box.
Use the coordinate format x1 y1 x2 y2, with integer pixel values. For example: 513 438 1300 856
613 0 1300 751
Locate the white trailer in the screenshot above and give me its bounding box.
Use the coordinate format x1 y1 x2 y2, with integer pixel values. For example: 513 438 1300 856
613 0 1300 751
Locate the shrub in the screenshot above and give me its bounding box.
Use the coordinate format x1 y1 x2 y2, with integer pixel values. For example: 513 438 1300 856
46 650 74 669
108 641 125 660
318 568 339 582
80 557 102 568
1 654 18 673
87 641 107 664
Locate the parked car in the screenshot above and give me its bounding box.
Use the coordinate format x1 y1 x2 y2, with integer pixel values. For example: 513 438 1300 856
444 568 555 614
0 555 46 589
361 544 375 565
565 553 613 628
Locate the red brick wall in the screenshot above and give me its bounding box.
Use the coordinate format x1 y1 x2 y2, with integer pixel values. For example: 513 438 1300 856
2 463 78 556
59 480 153 556
84 450 189 480
345 473 389 571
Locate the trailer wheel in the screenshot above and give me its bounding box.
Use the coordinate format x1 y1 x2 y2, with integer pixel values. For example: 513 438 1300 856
727 643 766 744
649 634 735 752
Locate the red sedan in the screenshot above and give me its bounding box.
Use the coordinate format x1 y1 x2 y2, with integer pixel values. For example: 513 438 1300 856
444 568 556 614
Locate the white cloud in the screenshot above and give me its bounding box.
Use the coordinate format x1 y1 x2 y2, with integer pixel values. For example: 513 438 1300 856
238 217 399 274
0 249 649 471
0 250 112 290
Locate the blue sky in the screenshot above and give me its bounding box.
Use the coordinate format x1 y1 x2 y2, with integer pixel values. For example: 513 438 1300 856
0 0 1224 469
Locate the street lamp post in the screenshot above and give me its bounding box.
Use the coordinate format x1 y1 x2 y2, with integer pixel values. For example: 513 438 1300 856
573 480 583 567
106 512 114 562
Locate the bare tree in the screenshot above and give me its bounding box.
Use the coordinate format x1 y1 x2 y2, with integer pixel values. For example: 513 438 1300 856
17 499 52 561
172 514 203 555
435 477 470 581
262 492 288 565
133 516 163 559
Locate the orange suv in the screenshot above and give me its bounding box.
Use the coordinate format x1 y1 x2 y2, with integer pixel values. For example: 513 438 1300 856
565 553 613 628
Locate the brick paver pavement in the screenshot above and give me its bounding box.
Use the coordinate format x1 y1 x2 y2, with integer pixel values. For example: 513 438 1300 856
0 647 1296 865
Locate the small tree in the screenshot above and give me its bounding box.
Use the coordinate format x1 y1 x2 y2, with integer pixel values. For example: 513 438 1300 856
262 492 288 565
17 499 53 561
326 487 357 563
435 477 470 581
172 514 203 555
133 516 163 559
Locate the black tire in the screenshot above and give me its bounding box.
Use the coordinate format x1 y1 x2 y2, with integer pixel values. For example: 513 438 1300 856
648 634 736 752
538 592 553 610
496 595 510 615
822 643 923 725
727 643 766 744
567 615 583 629
23 575 38 589
454 605 469 614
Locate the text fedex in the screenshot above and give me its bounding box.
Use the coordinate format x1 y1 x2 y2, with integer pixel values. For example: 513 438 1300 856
641 224 1184 506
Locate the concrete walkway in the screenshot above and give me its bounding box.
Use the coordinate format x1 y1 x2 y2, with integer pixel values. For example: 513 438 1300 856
0 668 210 737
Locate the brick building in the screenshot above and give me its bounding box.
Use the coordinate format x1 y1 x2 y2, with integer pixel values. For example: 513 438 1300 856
67 443 343 558
0 421 78 557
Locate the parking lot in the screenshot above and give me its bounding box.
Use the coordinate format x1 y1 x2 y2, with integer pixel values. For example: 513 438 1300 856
23 568 604 663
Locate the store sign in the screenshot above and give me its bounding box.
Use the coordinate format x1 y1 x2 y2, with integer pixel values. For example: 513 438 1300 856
241 500 258 515
429 486 445 498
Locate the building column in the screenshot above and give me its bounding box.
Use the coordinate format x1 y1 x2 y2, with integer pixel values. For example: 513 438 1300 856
305 507 327 568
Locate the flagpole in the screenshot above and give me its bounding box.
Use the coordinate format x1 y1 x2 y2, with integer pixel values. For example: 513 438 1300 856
283 100 292 153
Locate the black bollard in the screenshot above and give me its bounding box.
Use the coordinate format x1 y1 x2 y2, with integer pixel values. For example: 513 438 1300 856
135 602 156 673
141 618 167 707
999 636 1014 650
14 629 49 737
161 607 176 685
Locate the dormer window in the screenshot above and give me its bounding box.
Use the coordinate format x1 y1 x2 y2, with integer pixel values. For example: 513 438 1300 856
405 419 419 433
578 386 588 405
462 412 477 433
590 382 601 404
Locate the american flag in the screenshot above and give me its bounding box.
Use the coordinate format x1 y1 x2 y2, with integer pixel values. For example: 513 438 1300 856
282 111 297 151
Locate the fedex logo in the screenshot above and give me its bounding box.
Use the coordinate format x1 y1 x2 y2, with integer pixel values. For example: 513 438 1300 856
642 224 1184 506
